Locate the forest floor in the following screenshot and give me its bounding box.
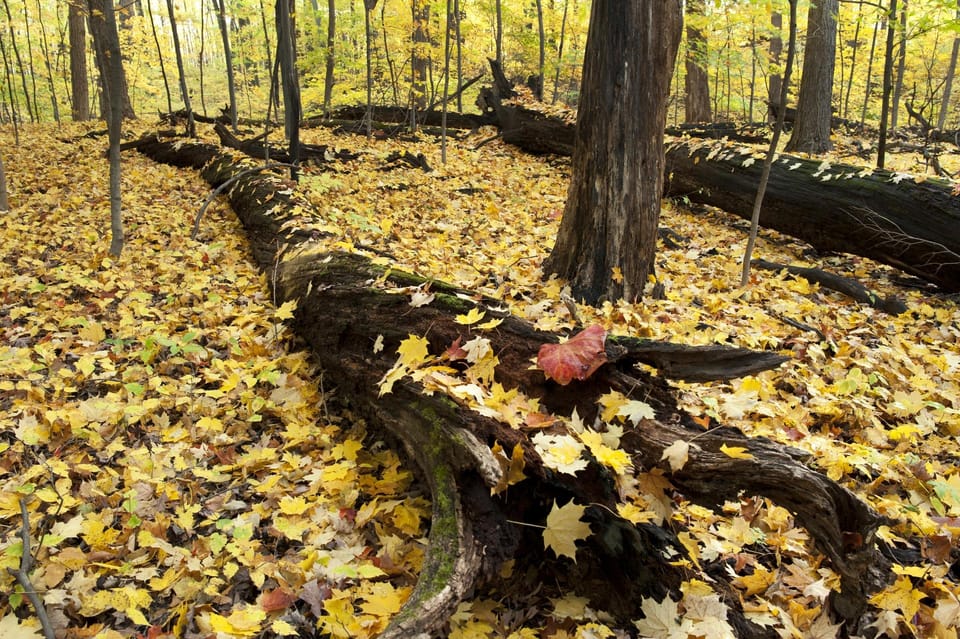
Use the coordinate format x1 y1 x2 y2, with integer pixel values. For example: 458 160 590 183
0 120 959 639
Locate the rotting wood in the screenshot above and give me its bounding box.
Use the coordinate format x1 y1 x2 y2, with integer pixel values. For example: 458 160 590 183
130 135 891 636
752 258 907 315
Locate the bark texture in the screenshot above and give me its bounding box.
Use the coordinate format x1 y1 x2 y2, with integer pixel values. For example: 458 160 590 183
784 0 838 153
543 0 683 304
131 133 891 636
68 0 89 121
684 0 712 123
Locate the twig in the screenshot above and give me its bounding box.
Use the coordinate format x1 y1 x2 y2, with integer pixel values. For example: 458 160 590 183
192 162 296 240
6 499 55 639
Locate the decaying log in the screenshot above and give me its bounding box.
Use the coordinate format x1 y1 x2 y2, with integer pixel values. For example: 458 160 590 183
212 121 360 165
752 258 907 315
130 134 891 636
665 139 960 293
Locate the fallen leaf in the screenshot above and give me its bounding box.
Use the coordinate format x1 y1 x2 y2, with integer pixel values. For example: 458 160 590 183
537 324 607 385
543 500 591 561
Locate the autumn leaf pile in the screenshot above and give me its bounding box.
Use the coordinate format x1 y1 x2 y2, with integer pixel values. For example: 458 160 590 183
1 119 960 639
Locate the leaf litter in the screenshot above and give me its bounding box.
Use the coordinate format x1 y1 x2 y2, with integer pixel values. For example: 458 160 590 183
1 120 960 638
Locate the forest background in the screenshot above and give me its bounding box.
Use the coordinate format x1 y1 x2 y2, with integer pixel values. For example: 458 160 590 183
0 0 958 137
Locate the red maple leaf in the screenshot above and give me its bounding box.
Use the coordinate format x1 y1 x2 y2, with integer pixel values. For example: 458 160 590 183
537 324 607 385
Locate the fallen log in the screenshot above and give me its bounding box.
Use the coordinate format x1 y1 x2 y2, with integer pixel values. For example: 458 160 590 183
130 133 890 636
477 66 960 293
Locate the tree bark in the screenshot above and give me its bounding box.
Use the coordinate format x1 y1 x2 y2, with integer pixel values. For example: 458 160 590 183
87 0 135 120
411 0 430 115
68 0 89 121
213 0 237 132
768 11 782 121
131 135 891 636
165 0 195 137
543 0 683 304
684 0 712 123
784 0 838 153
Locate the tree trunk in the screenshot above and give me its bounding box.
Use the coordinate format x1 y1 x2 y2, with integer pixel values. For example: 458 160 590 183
165 0 195 137
878 0 898 168
34 0 59 123
543 0 683 304
890 1 908 130
146 0 172 114
68 0 89 121
92 0 124 256
3 0 33 122
214 0 238 131
132 135 891 637
411 0 430 114
495 0 502 64
323 0 335 116
535 0 545 100
0 148 8 210
842 0 863 121
784 0 837 152
937 11 960 130
861 8 881 129
684 0 711 123
87 0 135 120
551 0 569 104
276 0 300 175
768 11 782 121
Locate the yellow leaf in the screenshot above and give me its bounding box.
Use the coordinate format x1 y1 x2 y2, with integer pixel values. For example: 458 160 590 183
870 576 925 619
543 500 591 561
208 607 267 637
359 582 406 616
271 619 300 636
611 266 624 284
476 317 503 330
455 307 486 325
397 334 431 369
0 613 43 639
720 443 754 459
274 299 298 320
580 430 631 474
278 495 312 515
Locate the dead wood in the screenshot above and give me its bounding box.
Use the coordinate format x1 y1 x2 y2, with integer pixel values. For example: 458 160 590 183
128 135 892 636
752 258 907 315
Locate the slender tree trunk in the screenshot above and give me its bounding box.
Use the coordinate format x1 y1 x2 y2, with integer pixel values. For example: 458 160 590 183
861 11 880 128
535 0 545 100
87 0 135 119
21 0 39 121
380 3 399 105
89 0 124 255
748 21 757 120
146 0 172 114
890 1 907 129
323 0 335 116
684 0 711 122
543 0 683 304
442 0 451 163
454 0 462 111
551 0 568 104
495 0 502 64
785 0 838 152
768 10 782 121
742 0 797 286
276 0 300 177
878 0 898 168
364 0 375 137
3 0 34 122
0 149 8 210
937 10 960 129
34 0 60 122
214 0 237 131
198 0 206 116
259 0 277 113
843 0 863 120
166 0 194 136
68 0 89 121
411 0 430 117
0 31 20 139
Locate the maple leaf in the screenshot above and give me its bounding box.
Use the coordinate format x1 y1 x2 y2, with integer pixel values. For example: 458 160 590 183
543 500 591 561
0 614 43 639
633 596 693 638
455 307 486 325
532 432 587 475
661 440 690 472
537 324 607 385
